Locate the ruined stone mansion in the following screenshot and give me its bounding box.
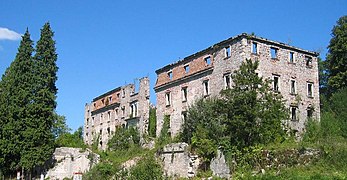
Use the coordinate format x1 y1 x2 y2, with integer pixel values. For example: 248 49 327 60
84 33 320 148
84 77 150 149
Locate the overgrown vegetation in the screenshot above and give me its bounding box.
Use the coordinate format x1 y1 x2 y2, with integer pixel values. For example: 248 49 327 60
181 59 288 170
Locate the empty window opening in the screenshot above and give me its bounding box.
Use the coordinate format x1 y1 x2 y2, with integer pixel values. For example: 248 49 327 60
121 106 125 117
290 80 296 94
305 56 312 67
168 71 173 80
109 96 112 103
205 56 211 65
86 118 89 125
117 93 120 98
165 92 171 106
289 52 294 63
291 106 297 121
307 82 313 97
203 80 209 96
130 102 138 117
107 111 111 121
273 75 280 92
182 87 188 102
252 42 258 54
271 47 278 59
115 108 119 119
184 64 190 73
101 99 105 105
307 108 313 119
122 89 125 98
224 74 231 89
92 117 95 126
225 46 231 57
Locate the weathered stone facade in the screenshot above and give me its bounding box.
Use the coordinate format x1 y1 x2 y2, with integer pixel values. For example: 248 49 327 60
160 143 200 178
154 33 320 137
45 147 99 180
84 77 150 149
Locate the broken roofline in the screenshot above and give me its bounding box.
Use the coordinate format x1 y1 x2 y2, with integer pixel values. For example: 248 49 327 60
155 33 319 74
92 86 122 102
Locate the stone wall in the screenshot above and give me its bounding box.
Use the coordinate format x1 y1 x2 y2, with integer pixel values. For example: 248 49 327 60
45 147 99 180
159 143 199 178
84 77 150 149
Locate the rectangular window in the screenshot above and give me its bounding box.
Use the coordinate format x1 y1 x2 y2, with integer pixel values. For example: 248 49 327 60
203 80 209 96
224 73 231 89
168 71 173 80
205 56 211 65
307 82 313 97
291 106 298 121
165 92 171 106
181 87 187 102
101 99 105 105
109 96 112 103
130 102 138 117
307 108 313 119
252 42 258 54
92 117 94 126
290 79 296 94
184 64 190 73
86 118 89 125
273 75 280 92
289 52 294 63
305 56 312 67
115 108 119 119
117 93 120 98
107 111 111 122
122 89 125 98
270 47 278 59
121 106 125 117
225 46 231 57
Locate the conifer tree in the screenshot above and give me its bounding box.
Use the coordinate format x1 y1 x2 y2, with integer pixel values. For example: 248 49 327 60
20 22 58 173
0 29 34 174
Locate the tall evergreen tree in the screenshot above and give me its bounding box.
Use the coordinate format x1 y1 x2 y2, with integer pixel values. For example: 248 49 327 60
326 15 347 93
0 29 35 174
19 22 58 173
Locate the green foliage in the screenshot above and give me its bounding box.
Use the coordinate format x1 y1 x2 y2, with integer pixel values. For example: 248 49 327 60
0 23 59 175
52 114 71 139
55 127 86 148
157 115 171 147
326 15 347 93
181 59 288 169
128 155 163 180
0 29 35 173
221 59 287 148
149 107 157 137
107 127 140 151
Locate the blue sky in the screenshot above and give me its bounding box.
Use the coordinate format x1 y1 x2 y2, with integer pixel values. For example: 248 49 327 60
0 1 346 132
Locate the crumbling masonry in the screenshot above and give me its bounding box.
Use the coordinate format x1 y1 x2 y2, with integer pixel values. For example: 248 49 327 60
84 33 320 149
84 77 150 150
154 33 320 137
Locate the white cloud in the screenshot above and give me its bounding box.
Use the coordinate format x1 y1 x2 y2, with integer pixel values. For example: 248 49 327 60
0 27 22 41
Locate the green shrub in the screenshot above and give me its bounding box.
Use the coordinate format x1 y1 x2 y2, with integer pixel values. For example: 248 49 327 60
107 127 140 151
128 155 163 180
